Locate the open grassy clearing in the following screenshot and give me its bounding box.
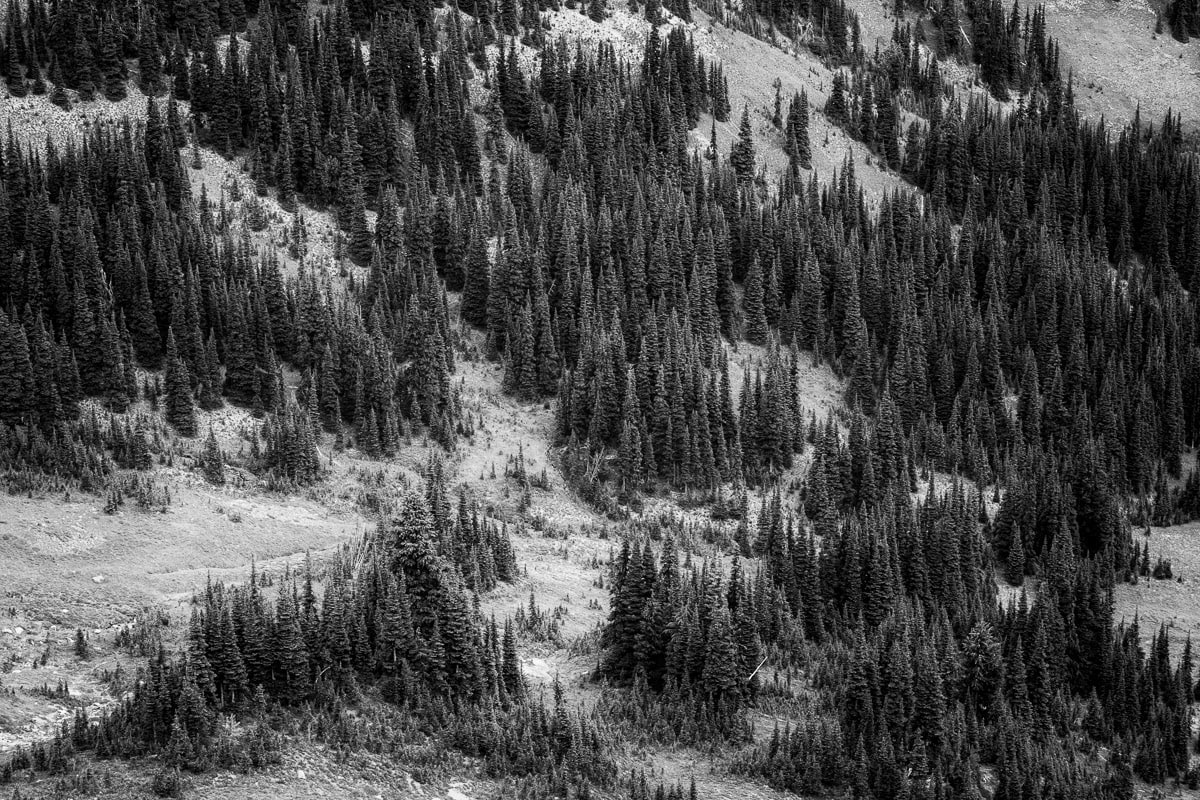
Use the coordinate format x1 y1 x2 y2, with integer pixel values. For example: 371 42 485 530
1114 521 1200 653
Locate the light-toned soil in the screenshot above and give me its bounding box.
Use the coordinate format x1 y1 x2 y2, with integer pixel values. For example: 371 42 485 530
3 742 499 800
0 459 367 749
0 85 157 148
187 146 344 281
1041 0 1200 130
452 348 612 698
691 7 911 205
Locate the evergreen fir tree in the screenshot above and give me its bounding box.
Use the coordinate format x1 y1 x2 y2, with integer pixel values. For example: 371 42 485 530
730 105 756 183
165 329 197 437
203 428 225 485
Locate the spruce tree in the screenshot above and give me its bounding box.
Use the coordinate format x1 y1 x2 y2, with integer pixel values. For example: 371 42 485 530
743 256 769 345
1005 523 1025 586
0 312 33 425
165 328 197 437
826 71 848 123
730 106 756 183
462 233 491 329
202 428 225 485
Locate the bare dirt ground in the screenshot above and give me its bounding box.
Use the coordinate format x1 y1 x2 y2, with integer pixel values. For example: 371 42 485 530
188 146 344 281
5 741 499 800
629 748 795 800
690 7 911 205
0 85 158 148
850 0 912 50
1041 0 1200 130
452 341 612 694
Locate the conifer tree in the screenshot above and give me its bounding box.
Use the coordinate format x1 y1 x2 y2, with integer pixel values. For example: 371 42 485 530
730 106 756 183
785 91 811 171
502 620 523 697
4 34 27 97
0 312 33 425
203 428 225 485
138 11 165 95
97 20 126 101
462 233 491 328
165 328 197 437
1005 524 1025 586
826 71 848 123
743 256 769 345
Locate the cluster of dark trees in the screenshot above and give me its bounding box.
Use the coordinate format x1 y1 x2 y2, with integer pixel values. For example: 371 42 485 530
1167 0 1200 43
719 0 862 63
586 16 1199 786
0 478 627 796
0 89 456 491
963 0 1060 100
821 2 1066 172
855 0 1061 103
556 4 1199 796
600 535 764 736
599 480 1196 795
1150 465 1200 526
821 19 952 163
822 67 904 170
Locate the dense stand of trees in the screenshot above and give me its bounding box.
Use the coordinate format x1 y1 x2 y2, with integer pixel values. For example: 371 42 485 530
963 0 1060 100
1167 0 1200 43
0 89 456 491
1 0 1200 796
600 485 1193 794
9 0 1191 515
587 1 1199 793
